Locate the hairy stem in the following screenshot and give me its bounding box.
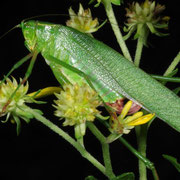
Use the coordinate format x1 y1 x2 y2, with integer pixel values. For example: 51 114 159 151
102 0 132 62
136 125 148 180
119 137 159 180
28 108 106 176
134 37 144 67
98 118 159 179
133 36 149 179
87 122 116 179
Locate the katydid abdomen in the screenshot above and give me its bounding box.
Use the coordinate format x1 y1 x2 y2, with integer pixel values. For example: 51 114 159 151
22 20 180 131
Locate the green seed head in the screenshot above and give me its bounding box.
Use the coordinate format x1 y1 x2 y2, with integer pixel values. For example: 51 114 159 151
66 4 101 34
124 0 169 45
53 83 101 126
0 77 29 116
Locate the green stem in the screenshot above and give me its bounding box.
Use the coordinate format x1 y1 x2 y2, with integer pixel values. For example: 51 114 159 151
87 122 116 180
164 51 180 76
151 74 180 83
135 125 148 180
133 36 148 179
28 108 106 176
102 0 132 62
98 119 159 179
134 37 144 67
119 137 159 180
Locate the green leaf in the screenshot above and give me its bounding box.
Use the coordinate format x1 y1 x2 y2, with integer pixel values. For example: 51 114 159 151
85 175 98 180
161 68 179 85
163 154 180 172
167 68 179 77
123 26 136 41
106 133 122 143
112 172 135 180
96 114 109 120
111 0 122 6
13 116 21 136
89 0 95 5
20 116 31 124
173 87 180 95
33 109 44 115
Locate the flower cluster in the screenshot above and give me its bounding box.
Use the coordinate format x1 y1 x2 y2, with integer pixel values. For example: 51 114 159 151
53 83 101 139
66 3 105 34
110 101 155 134
0 78 29 116
0 78 36 134
124 0 169 45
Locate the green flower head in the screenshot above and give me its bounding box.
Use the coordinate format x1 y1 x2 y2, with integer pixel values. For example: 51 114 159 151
0 77 29 116
0 77 41 135
124 0 169 45
66 3 105 34
53 83 101 139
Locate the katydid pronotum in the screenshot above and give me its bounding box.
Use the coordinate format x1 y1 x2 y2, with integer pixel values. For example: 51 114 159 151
0 20 180 132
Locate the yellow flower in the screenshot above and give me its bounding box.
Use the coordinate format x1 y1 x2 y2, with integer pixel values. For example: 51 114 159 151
124 0 169 45
66 3 105 34
53 83 101 138
110 101 155 134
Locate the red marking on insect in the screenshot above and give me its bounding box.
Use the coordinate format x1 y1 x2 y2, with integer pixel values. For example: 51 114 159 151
106 99 141 115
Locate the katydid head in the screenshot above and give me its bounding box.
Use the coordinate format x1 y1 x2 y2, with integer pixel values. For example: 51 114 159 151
20 20 37 52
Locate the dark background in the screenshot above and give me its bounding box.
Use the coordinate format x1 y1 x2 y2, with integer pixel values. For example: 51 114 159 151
0 0 180 179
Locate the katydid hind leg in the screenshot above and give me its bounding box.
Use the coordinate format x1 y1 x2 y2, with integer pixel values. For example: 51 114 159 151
49 62 71 85
45 55 117 117
46 55 96 91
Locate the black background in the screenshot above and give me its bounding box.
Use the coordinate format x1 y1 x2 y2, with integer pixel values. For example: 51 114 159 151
0 0 180 179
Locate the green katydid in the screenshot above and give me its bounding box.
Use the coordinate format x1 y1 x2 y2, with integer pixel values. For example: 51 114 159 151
1 20 180 132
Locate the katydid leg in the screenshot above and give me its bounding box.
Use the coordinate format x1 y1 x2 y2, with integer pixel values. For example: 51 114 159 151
1 50 39 115
0 53 33 86
49 62 71 85
46 55 117 117
46 55 96 91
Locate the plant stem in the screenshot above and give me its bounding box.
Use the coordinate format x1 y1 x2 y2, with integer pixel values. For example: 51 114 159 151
164 51 180 76
99 119 159 180
87 122 116 180
98 118 159 179
133 36 149 179
119 137 159 180
28 108 106 176
150 75 180 83
134 37 144 67
102 0 132 62
136 125 148 180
